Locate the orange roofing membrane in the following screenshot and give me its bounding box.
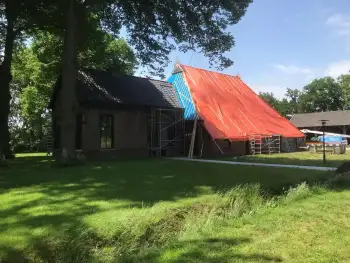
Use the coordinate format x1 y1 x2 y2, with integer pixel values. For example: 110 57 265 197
179 64 304 140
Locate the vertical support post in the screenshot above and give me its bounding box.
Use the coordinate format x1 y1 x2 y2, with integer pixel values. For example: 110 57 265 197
188 118 197 158
322 129 326 164
183 117 186 156
159 109 162 156
320 120 328 164
150 108 153 153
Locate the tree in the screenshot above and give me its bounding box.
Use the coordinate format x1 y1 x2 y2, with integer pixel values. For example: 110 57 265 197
285 88 300 114
57 0 253 160
299 77 344 113
9 29 136 153
259 92 293 117
0 0 63 158
32 31 137 80
338 74 350 109
0 1 18 158
259 92 280 110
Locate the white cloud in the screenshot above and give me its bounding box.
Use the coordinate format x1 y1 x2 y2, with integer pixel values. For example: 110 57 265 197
273 64 313 75
325 60 350 78
326 14 350 37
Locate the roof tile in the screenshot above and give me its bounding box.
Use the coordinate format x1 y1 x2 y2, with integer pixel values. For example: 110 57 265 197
76 69 181 109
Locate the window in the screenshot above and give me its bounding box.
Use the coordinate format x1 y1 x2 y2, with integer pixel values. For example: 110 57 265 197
100 115 114 149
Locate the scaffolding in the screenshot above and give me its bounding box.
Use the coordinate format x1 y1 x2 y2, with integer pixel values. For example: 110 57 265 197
148 108 185 157
46 128 53 155
250 135 281 155
42 111 53 156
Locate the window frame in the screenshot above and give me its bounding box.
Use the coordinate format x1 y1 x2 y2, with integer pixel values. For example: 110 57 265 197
100 114 114 149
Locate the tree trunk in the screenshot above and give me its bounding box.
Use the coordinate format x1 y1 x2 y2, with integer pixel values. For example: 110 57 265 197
0 2 16 159
60 0 78 161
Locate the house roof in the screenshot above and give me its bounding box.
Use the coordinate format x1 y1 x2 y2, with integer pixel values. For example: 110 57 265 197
50 69 181 110
290 111 350 127
169 64 304 140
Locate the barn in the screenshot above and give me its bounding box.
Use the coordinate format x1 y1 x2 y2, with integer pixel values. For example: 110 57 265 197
50 64 303 159
168 64 304 157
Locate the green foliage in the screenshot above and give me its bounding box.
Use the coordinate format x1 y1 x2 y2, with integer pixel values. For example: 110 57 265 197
259 92 293 117
338 74 350 109
0 0 64 158
32 31 137 78
107 0 253 76
9 31 137 153
285 88 300 114
299 77 344 113
259 92 280 109
282 182 325 203
259 76 348 116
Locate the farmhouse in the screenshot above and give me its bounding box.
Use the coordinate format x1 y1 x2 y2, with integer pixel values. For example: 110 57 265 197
50 69 185 159
290 111 350 135
50 64 303 159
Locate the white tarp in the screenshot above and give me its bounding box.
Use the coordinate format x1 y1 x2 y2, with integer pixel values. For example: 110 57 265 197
300 129 350 138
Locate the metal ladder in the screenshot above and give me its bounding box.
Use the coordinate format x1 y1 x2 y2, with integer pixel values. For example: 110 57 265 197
250 136 256 155
250 138 255 155
46 128 53 156
250 136 262 155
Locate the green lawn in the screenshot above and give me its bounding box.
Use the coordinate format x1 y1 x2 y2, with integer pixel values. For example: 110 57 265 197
155 189 350 263
0 155 344 262
226 151 350 167
15 152 48 158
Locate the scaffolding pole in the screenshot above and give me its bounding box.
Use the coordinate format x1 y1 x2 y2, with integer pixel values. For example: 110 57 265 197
148 108 185 157
250 134 281 155
188 118 197 158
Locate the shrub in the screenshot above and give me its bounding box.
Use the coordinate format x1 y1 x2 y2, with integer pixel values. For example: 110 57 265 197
282 182 327 203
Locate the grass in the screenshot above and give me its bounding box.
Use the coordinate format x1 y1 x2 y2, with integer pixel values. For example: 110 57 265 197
154 186 350 263
0 155 345 262
224 150 350 167
15 152 48 158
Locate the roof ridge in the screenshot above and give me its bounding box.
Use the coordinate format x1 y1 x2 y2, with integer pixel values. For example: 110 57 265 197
293 110 350 115
178 64 239 78
80 68 171 85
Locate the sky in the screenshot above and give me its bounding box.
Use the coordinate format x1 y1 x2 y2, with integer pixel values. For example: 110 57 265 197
133 0 350 98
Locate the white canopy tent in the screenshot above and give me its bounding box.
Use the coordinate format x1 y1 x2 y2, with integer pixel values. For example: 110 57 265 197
300 129 350 138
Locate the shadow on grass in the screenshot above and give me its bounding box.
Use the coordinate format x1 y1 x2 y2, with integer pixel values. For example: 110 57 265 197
0 155 334 262
0 224 103 263
0 155 333 200
125 237 282 263
0 237 282 263
228 153 350 168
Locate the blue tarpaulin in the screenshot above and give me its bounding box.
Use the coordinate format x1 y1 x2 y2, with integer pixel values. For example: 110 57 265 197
318 136 343 143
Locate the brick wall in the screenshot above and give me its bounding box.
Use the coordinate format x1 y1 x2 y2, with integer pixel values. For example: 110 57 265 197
53 105 150 159
82 108 149 158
